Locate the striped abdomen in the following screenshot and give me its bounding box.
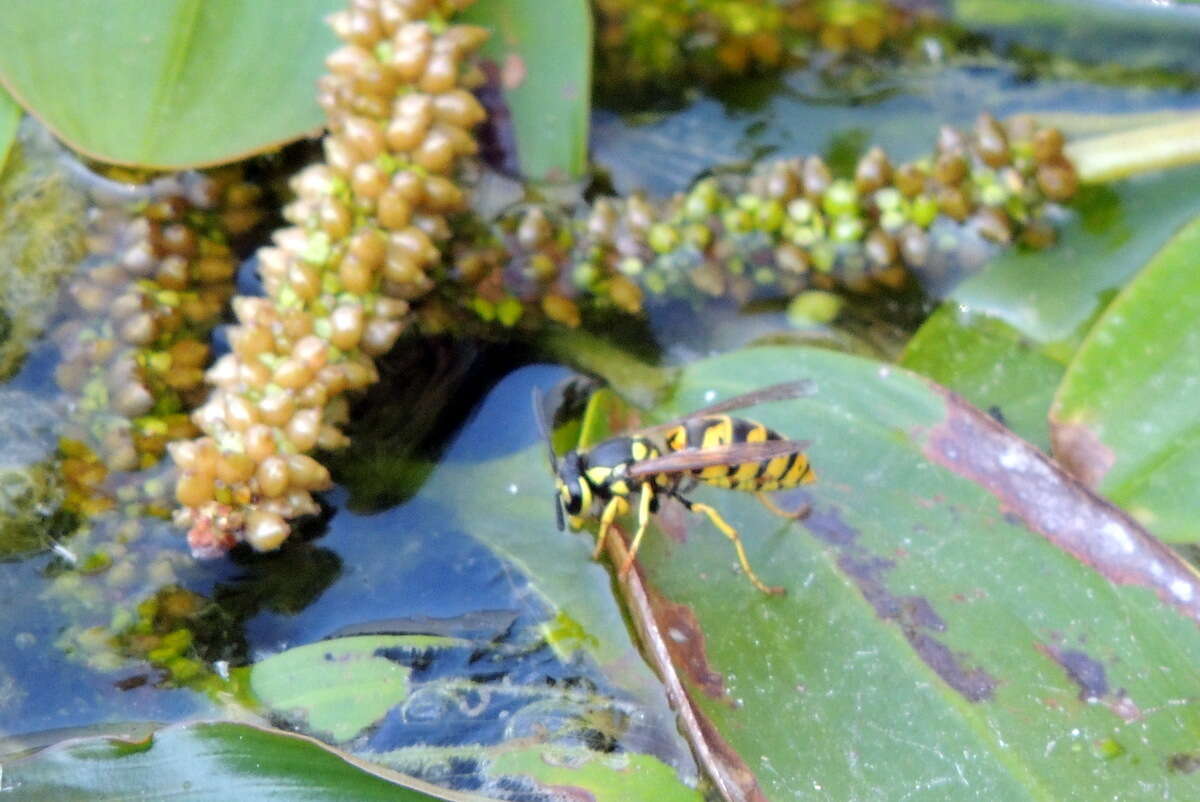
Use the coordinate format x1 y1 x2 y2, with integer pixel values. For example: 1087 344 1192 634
663 415 814 492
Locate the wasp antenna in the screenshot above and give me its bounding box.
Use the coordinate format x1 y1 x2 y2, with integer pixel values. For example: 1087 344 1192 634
531 387 558 467
553 492 565 531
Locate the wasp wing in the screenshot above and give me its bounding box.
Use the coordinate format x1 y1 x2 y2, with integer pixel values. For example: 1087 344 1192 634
531 387 558 468
626 439 811 479
636 380 815 436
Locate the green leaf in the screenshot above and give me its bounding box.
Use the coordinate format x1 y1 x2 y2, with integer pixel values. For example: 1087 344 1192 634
371 743 703 801
952 0 1200 75
1050 215 1200 542
571 347 1200 799
950 167 1200 352
900 306 1065 451
489 744 703 802
0 86 19 173
250 635 428 742
460 0 591 183
2 721 459 800
0 1 341 169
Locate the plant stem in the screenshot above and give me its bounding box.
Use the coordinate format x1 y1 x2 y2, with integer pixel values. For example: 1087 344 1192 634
1066 115 1200 183
535 328 676 409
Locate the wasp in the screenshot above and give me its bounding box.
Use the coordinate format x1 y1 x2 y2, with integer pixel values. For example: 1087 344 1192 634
535 380 816 595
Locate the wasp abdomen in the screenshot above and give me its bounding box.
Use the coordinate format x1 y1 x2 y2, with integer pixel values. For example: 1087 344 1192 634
664 415 814 492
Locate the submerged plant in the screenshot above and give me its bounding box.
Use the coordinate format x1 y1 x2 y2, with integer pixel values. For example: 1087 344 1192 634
53 168 262 477
592 0 934 103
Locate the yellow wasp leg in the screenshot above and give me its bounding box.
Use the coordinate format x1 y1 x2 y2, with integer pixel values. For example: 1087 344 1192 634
756 492 811 520
618 483 656 579
593 497 627 560
690 501 785 596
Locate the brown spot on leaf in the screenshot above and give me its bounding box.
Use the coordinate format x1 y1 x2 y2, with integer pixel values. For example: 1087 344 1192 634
689 703 770 802
646 587 726 700
614 527 766 802
113 674 151 691
1050 418 1116 489
1169 752 1200 773
655 498 691 545
924 387 1200 625
805 507 998 702
1036 643 1108 700
908 633 997 702
1035 642 1143 722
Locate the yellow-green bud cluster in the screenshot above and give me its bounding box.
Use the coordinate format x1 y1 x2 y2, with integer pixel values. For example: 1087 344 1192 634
437 113 1076 329
173 0 488 557
594 0 926 102
620 112 1077 300
51 169 262 479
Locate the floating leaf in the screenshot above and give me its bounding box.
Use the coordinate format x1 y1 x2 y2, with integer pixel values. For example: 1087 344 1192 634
250 635 421 742
548 346 1200 799
371 743 703 802
1051 215 1200 542
0 1 341 168
2 721 459 800
487 744 703 802
951 167 1200 353
461 0 591 183
901 306 1065 451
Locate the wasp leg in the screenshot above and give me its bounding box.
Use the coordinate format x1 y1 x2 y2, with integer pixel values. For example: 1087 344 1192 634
593 496 628 560
618 483 656 580
676 494 785 595
756 492 811 520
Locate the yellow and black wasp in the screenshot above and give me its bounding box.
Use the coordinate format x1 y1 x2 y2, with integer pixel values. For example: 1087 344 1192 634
535 380 816 595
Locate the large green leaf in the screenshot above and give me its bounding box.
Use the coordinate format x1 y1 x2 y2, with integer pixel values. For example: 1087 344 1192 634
0 1 340 168
949 167 1200 354
548 347 1200 799
902 139 1200 473
461 0 591 183
1050 215 1200 542
900 307 1065 451
2 721 463 800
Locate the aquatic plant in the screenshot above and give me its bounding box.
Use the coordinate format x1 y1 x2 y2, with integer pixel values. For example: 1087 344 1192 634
592 0 933 103
172 0 489 556
168 0 1079 555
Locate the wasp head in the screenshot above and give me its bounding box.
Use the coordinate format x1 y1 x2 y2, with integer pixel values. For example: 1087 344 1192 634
554 450 592 529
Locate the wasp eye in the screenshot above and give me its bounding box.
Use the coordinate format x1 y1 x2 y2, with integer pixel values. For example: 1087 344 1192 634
561 483 583 516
